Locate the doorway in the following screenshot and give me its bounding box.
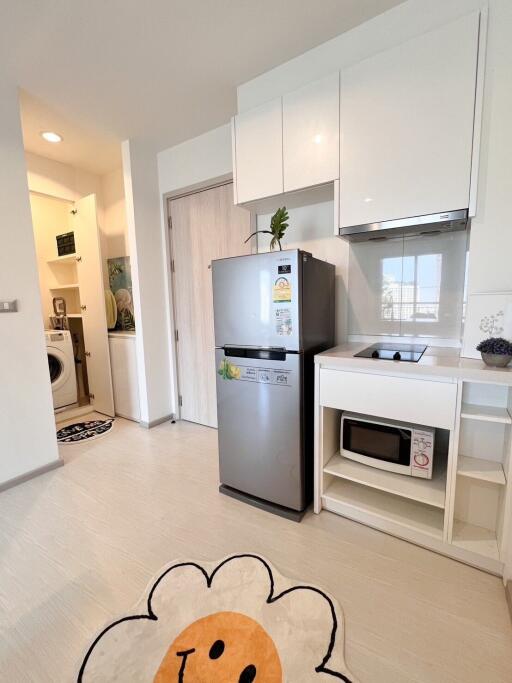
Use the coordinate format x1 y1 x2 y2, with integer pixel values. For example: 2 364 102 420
30 191 115 418
168 182 252 427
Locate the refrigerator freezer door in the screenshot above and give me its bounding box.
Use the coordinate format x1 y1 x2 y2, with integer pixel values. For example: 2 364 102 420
215 348 304 510
212 250 301 351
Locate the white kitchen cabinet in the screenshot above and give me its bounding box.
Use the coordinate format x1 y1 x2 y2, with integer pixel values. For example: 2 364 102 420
283 73 339 192
339 11 482 229
108 332 140 422
232 98 283 203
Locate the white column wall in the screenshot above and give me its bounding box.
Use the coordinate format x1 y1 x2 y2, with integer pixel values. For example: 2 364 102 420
122 139 173 425
0 81 59 485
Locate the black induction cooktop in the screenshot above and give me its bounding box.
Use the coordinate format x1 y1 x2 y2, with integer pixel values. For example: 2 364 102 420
354 343 427 363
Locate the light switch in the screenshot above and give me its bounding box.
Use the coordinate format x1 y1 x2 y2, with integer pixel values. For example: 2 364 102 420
0 300 18 312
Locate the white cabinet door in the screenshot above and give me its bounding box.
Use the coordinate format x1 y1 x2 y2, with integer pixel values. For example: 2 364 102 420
340 11 481 228
233 98 283 203
109 335 140 421
283 73 339 192
73 194 114 417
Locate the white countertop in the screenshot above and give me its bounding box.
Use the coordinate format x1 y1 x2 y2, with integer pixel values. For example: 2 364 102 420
315 342 512 384
108 330 136 338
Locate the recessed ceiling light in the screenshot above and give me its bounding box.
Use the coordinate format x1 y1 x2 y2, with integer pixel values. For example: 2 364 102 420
313 134 323 144
40 131 62 143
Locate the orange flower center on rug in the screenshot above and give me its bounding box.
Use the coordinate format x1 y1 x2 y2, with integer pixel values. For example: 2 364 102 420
153 611 282 682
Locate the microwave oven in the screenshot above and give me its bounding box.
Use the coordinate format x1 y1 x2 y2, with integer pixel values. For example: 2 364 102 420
340 413 434 479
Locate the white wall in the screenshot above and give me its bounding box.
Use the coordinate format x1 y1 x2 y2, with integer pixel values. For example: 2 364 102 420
0 82 59 485
101 167 129 260
157 123 232 195
123 139 173 424
26 151 103 203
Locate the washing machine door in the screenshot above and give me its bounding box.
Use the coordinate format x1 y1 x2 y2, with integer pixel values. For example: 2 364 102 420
47 346 71 391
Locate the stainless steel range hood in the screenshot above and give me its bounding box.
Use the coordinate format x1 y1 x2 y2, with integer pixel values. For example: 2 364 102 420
338 209 469 242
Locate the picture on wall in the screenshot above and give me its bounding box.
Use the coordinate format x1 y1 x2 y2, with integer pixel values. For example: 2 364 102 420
108 256 135 331
462 292 512 359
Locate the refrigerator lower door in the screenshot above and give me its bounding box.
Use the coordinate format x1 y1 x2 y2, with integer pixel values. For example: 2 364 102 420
215 348 304 511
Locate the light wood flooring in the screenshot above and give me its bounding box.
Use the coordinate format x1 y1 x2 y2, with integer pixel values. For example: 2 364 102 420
0 416 511 682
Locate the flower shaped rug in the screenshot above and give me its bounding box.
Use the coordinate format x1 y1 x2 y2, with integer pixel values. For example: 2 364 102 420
78 554 358 682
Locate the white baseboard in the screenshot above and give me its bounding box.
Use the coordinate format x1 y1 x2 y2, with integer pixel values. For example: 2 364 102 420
0 459 63 493
139 414 175 429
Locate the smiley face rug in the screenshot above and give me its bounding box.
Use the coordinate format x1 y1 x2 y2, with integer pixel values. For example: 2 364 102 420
78 554 358 682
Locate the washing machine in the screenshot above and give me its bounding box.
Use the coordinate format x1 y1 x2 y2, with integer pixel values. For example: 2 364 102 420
45 330 78 410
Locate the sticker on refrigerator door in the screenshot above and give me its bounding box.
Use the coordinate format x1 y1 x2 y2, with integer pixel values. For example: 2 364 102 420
258 369 272 383
223 364 292 386
275 307 292 336
217 359 241 380
273 370 290 385
272 276 292 303
239 366 258 381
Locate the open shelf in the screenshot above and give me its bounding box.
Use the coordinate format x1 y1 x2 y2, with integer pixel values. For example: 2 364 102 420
47 254 77 264
49 283 79 290
460 402 511 424
324 453 446 508
322 478 444 540
457 455 506 486
452 520 499 561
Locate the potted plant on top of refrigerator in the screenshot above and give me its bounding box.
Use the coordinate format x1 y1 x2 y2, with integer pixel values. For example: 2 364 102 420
245 206 289 251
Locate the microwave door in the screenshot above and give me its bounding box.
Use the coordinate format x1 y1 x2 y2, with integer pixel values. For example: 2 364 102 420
342 417 412 475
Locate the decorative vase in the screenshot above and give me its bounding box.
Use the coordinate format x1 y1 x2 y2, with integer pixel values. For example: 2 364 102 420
481 352 512 368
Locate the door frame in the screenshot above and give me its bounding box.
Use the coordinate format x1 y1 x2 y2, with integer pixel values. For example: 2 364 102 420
163 173 257 421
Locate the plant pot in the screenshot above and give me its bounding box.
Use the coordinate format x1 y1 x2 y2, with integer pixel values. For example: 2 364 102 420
481 352 512 367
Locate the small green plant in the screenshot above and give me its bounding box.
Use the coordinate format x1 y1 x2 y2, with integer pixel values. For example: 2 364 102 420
245 206 289 251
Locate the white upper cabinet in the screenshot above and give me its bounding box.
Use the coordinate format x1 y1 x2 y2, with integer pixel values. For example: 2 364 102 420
339 11 482 228
283 73 340 192
232 98 283 204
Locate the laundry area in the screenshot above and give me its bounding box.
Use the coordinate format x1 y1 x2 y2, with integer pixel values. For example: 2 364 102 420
22 91 140 433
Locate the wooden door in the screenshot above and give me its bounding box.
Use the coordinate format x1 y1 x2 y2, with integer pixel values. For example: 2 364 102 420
169 182 251 427
73 194 115 416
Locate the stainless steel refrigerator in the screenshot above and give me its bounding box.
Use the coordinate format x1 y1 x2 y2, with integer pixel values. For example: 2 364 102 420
212 249 335 520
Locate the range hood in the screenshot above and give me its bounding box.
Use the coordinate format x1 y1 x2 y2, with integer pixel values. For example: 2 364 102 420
338 209 469 242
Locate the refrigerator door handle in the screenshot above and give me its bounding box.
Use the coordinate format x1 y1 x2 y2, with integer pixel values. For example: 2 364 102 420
224 346 287 361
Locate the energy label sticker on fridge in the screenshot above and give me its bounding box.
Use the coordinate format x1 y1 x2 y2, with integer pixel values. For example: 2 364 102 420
275 308 292 336
272 276 292 303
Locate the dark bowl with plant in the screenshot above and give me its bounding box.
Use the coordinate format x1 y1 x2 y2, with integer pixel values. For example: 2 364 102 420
476 337 512 367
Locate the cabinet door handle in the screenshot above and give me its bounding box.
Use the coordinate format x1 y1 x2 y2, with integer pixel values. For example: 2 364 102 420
81 305 87 311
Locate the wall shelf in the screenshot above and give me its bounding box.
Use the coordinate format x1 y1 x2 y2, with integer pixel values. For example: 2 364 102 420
322 478 444 540
324 452 446 508
452 520 499 561
49 283 79 290
457 455 506 485
460 402 511 424
66 314 82 319
47 254 77 265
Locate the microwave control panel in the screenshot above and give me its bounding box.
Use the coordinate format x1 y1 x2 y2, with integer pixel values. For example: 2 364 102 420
411 428 434 478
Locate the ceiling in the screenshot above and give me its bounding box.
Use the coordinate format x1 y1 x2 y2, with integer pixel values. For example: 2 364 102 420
3 0 404 175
